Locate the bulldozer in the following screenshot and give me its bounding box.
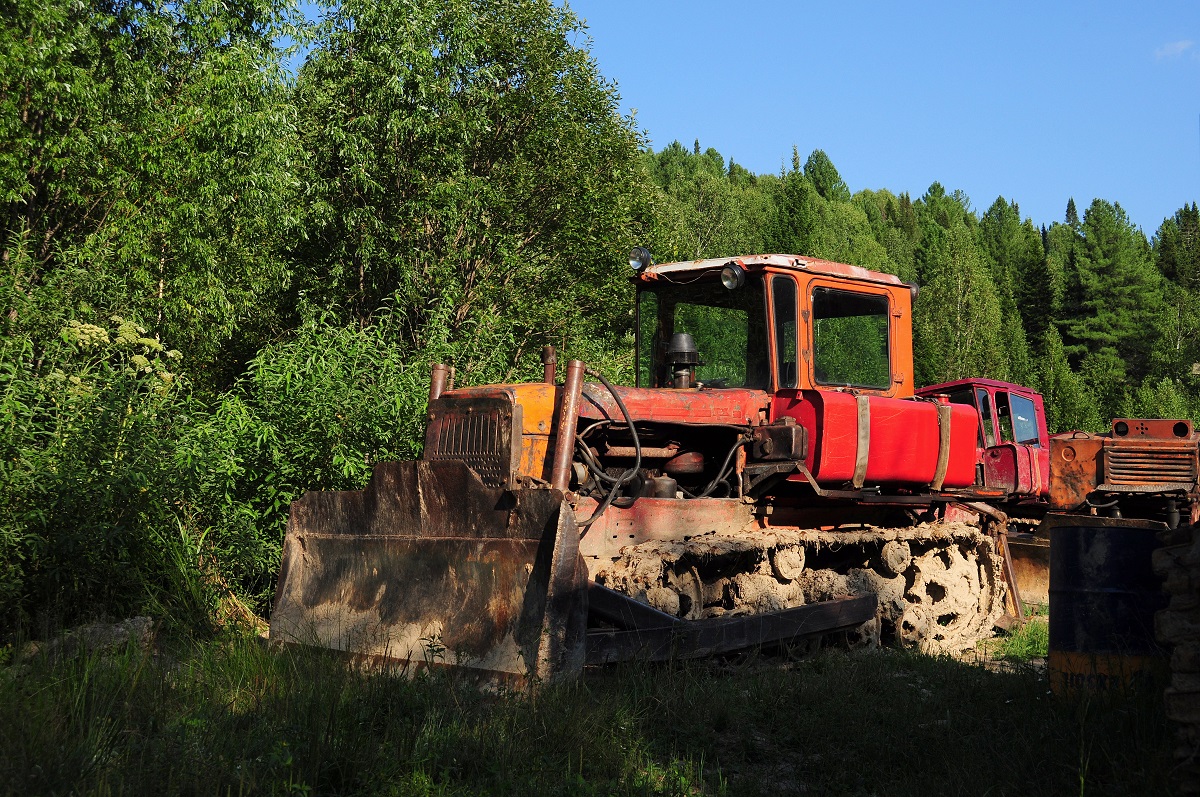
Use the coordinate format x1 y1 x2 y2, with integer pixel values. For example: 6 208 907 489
270 252 1058 683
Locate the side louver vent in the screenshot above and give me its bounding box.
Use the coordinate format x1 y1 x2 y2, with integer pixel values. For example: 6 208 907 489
1102 447 1198 491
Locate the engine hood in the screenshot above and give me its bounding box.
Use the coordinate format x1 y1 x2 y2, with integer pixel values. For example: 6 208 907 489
579 384 769 427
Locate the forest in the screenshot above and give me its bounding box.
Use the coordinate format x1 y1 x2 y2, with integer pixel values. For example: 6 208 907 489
3 0 1199 634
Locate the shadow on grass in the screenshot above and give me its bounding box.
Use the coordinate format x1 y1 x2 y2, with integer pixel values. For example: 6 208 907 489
0 634 1174 796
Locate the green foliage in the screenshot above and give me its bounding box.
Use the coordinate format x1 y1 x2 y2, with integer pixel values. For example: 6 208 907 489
644 142 771 260
0 316 199 628
803 149 851 203
1059 200 1163 379
1124 377 1196 423
1036 327 1102 433
1078 348 1131 428
292 0 644 369
1150 205 1200 387
1 0 302 386
978 197 1041 386
765 151 898 276
913 222 1008 385
177 315 433 612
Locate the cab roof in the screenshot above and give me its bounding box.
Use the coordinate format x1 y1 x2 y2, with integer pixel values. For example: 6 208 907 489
638 254 906 287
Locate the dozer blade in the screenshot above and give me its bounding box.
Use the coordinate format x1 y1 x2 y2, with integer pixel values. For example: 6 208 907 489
270 461 588 685
1006 531 1050 609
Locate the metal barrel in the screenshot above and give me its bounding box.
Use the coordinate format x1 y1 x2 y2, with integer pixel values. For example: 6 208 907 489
1048 515 1169 695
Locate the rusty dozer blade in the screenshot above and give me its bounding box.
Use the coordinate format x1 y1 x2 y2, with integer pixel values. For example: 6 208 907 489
1006 531 1050 609
270 460 588 685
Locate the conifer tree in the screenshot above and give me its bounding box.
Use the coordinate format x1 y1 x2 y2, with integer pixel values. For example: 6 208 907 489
803 149 851 203
1037 327 1102 432
1058 199 1162 380
1065 198 1080 227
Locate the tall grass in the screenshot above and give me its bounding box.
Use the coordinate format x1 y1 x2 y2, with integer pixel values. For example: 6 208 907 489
0 636 1173 796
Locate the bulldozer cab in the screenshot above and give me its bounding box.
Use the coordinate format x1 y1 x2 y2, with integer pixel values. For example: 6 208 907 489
634 255 915 399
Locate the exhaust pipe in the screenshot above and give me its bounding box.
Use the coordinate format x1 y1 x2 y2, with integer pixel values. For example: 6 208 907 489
429 363 450 402
541 345 557 384
550 360 585 491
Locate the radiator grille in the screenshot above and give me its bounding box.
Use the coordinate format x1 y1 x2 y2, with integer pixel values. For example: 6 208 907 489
1103 447 1197 488
424 397 516 488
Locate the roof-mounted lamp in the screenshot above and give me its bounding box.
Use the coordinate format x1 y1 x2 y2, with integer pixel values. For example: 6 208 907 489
720 262 746 290
629 246 654 272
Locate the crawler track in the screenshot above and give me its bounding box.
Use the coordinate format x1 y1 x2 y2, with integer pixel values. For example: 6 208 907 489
593 521 1006 654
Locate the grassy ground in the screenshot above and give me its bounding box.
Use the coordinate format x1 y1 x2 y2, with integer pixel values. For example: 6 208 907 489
0 633 1173 797
988 606 1051 662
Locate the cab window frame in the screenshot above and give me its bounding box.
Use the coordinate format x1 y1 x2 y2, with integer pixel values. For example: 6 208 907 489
808 285 893 391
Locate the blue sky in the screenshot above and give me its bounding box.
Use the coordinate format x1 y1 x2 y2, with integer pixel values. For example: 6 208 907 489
563 1 1200 234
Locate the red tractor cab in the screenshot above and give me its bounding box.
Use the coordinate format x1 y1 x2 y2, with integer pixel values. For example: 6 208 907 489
917 378 1050 503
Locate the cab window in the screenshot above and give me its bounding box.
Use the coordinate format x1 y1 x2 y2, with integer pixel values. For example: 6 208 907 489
636 276 769 389
811 288 890 390
997 391 1041 446
773 276 798 389
975 388 997 447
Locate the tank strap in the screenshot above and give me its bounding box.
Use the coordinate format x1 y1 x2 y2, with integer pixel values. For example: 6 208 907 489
931 402 952 490
853 395 871 488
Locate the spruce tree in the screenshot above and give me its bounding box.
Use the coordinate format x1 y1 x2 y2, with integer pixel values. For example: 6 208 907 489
803 149 851 203
1037 327 1102 432
1058 199 1162 380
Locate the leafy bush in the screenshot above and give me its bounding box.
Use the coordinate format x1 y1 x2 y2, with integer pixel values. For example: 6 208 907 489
0 317 196 629
177 315 435 614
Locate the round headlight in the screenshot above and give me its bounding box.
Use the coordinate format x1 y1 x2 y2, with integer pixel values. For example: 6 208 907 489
629 246 653 271
720 263 746 290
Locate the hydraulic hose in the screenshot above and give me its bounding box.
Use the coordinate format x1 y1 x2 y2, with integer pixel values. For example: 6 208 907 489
683 435 749 499
578 368 641 531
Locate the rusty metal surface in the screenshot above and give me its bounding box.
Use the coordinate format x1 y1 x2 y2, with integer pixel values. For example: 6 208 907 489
550 361 585 491
1006 533 1050 607
604 442 680 459
1051 424 1200 508
584 594 877 664
428 364 449 402
1100 443 1197 491
1049 434 1104 510
270 461 587 683
1112 418 1194 438
577 496 756 562
541 345 557 384
424 396 521 489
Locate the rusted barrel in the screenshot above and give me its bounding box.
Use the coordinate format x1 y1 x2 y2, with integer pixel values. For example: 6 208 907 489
1048 516 1168 695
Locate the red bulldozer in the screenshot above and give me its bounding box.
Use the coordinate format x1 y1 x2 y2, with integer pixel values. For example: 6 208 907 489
270 252 1076 682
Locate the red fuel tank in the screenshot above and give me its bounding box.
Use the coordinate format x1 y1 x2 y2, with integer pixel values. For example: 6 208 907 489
774 390 978 489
